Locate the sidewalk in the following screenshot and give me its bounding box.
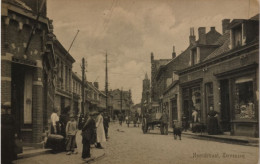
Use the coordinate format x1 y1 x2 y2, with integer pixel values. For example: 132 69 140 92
168 129 259 146
15 131 105 162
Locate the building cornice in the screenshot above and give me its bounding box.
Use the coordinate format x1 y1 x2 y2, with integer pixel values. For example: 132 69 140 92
177 41 259 75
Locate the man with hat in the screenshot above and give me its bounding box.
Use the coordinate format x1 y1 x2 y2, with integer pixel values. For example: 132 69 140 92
65 113 78 155
95 109 106 149
82 112 96 159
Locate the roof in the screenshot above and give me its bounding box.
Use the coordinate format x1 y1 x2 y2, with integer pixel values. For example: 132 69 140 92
153 59 172 69
228 19 244 29
3 0 32 11
204 31 230 60
250 14 259 21
54 39 76 63
205 29 222 45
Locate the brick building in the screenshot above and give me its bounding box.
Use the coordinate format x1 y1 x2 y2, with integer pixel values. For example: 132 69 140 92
54 39 75 120
156 28 196 127
72 72 82 115
177 16 259 137
1 0 55 147
150 53 172 103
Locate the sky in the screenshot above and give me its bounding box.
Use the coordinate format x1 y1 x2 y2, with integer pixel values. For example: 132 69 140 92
47 0 259 104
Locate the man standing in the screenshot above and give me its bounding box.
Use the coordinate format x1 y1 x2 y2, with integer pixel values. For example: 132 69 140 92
95 110 106 149
160 110 169 135
82 113 95 159
103 112 109 140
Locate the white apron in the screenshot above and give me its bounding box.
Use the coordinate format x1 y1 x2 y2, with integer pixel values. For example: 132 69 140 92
96 114 106 143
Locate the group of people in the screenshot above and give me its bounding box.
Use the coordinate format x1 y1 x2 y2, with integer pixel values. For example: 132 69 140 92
189 106 222 135
118 111 140 127
49 108 110 159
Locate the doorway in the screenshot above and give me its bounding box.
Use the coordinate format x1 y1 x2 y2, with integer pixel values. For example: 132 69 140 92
11 64 33 142
220 79 231 132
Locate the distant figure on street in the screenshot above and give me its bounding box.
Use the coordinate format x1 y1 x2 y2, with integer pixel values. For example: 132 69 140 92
134 111 139 127
118 113 123 126
82 113 96 159
65 114 78 155
160 110 169 135
51 108 60 134
103 112 110 139
207 106 222 135
95 110 106 149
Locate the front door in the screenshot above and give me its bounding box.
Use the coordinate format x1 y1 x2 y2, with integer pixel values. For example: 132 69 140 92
12 64 33 142
11 64 24 139
220 79 231 132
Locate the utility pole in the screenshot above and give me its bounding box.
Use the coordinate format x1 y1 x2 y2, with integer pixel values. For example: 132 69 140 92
105 53 108 114
81 58 85 115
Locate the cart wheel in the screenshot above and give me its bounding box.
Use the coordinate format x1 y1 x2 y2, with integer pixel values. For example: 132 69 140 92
160 123 164 135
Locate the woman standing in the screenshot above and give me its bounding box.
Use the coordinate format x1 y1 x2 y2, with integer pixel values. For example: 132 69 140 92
207 106 221 135
95 110 106 149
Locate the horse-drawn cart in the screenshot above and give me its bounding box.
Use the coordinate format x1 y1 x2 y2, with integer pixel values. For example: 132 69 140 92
142 103 164 134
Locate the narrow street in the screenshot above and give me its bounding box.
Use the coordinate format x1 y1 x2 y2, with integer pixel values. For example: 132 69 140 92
14 122 258 164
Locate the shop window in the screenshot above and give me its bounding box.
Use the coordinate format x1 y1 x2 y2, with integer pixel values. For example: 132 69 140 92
205 82 214 112
234 77 255 119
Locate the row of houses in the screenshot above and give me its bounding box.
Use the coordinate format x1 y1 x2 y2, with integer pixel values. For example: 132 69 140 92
1 0 133 150
141 15 259 137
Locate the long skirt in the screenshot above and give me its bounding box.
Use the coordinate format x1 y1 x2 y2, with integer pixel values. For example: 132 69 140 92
208 117 220 135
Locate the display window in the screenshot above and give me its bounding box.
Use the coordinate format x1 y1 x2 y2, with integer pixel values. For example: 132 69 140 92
234 76 255 119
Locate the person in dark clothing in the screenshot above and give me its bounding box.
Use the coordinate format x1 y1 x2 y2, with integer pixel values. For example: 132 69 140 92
78 113 85 130
207 106 222 135
160 110 169 135
118 113 123 126
103 112 110 139
82 113 96 159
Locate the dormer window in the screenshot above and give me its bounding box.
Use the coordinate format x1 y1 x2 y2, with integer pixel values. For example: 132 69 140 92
233 24 242 48
190 48 199 66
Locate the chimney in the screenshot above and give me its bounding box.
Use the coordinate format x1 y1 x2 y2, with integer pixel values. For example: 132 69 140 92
93 82 99 89
222 19 230 34
198 27 206 44
210 27 216 31
189 27 196 45
151 52 154 61
172 46 176 58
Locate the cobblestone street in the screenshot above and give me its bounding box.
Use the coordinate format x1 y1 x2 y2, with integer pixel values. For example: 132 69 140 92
97 122 258 164
14 122 258 164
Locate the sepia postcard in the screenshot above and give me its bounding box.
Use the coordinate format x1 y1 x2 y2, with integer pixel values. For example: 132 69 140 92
1 0 259 164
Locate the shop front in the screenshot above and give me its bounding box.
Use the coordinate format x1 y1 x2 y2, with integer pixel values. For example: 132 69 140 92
215 64 258 137
180 78 203 129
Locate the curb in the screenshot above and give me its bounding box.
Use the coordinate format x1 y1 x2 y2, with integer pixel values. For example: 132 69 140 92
181 132 259 147
17 149 52 159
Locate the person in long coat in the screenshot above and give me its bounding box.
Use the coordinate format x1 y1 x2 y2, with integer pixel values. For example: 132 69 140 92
82 113 95 159
207 106 222 135
95 110 106 149
103 112 110 139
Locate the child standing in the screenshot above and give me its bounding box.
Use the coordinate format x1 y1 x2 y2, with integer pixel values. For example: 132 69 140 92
65 114 78 155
